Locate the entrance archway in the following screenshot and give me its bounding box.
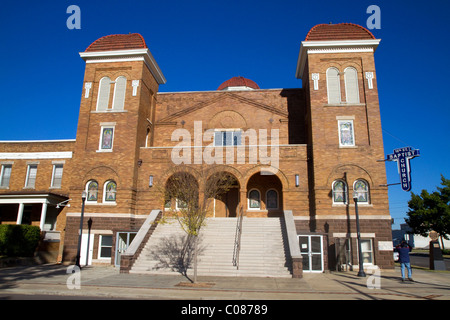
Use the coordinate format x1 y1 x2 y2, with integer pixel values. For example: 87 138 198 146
246 172 283 216
208 172 240 218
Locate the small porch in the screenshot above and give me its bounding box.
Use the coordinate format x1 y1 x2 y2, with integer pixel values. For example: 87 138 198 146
0 192 68 232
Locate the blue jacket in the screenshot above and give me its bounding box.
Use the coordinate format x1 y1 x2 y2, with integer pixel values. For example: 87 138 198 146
395 245 412 263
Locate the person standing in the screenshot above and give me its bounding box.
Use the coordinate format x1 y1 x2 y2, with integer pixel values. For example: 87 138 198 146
395 241 413 282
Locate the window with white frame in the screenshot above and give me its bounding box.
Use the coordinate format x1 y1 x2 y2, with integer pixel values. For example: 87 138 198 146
51 164 64 188
338 120 355 147
96 76 127 112
98 123 115 152
0 164 12 188
344 67 360 104
98 235 113 259
214 130 242 146
25 164 38 188
86 180 99 203
266 189 278 209
103 180 117 203
248 189 261 210
353 179 369 204
97 76 111 111
327 67 341 104
332 180 347 204
176 198 188 210
112 76 127 111
164 197 172 211
360 239 374 265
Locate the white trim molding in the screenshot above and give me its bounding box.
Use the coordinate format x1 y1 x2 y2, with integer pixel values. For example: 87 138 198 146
132 80 140 96
311 73 319 90
365 72 374 89
0 152 72 160
293 215 392 220
84 82 92 98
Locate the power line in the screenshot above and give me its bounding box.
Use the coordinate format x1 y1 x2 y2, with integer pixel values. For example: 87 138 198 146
382 129 414 147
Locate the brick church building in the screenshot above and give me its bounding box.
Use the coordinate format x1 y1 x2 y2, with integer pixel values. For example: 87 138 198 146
0 23 394 276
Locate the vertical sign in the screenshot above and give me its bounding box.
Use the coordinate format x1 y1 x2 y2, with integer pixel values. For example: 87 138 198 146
386 147 420 191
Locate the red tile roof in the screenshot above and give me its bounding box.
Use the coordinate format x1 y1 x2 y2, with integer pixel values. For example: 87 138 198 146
85 33 147 52
305 23 375 41
217 76 260 90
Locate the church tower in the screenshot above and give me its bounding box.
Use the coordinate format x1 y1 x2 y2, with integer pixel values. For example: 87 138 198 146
64 34 165 262
296 23 393 269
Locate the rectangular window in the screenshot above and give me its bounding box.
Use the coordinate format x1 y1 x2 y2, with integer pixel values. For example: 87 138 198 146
25 164 37 188
101 127 114 149
0 164 12 188
360 239 374 265
98 235 113 259
338 120 355 147
98 123 116 152
214 130 242 146
51 164 64 188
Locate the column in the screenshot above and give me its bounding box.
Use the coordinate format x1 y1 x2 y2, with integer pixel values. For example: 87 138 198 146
39 201 48 231
16 202 24 224
239 188 247 216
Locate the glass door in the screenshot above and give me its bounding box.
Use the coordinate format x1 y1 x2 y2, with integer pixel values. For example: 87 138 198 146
298 235 323 272
115 232 137 266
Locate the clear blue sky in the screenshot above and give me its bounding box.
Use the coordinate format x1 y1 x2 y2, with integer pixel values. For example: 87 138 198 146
1 1 449 229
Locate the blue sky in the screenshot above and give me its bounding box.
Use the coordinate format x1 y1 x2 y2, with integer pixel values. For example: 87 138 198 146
0 1 449 229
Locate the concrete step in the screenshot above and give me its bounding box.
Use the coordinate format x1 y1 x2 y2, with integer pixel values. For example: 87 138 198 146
130 217 292 277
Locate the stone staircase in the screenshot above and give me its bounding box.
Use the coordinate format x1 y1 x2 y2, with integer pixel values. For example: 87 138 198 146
130 217 292 278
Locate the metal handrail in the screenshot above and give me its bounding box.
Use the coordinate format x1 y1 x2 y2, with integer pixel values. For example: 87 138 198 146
232 206 244 269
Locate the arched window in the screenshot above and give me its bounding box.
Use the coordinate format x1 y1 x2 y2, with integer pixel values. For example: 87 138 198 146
112 76 127 110
248 189 261 210
326 67 341 104
266 189 278 209
332 180 347 204
104 181 117 203
353 179 369 203
97 77 111 111
344 67 359 103
86 180 98 202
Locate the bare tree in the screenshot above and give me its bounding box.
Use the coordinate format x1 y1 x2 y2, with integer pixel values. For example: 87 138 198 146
160 164 237 282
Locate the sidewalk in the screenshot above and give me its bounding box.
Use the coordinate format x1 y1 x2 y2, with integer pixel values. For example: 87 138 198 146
0 264 449 300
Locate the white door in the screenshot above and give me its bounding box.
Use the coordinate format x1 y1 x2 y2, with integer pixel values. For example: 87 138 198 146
80 233 94 266
298 235 324 272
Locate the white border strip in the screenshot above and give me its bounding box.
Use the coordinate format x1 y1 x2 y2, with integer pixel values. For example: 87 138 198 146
0 139 76 143
294 215 391 220
67 212 149 219
0 152 73 160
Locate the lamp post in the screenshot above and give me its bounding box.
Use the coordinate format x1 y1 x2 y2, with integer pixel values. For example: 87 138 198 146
75 191 87 268
353 192 366 277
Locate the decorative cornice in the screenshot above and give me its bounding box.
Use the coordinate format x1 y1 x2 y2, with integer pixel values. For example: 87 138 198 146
79 49 166 85
295 39 381 79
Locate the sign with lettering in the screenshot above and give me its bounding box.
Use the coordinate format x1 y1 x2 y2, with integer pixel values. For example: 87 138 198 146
386 146 420 192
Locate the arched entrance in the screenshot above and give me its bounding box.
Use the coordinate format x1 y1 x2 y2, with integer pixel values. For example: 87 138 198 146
209 172 240 218
246 172 283 216
163 171 199 211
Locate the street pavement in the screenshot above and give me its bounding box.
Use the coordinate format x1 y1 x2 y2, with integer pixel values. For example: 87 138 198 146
0 264 449 301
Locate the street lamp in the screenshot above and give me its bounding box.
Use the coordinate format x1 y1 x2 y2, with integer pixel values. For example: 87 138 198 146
353 192 366 277
75 191 87 268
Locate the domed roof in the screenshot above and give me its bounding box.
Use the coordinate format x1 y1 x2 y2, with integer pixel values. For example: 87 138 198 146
85 33 147 52
217 76 260 91
305 23 375 41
